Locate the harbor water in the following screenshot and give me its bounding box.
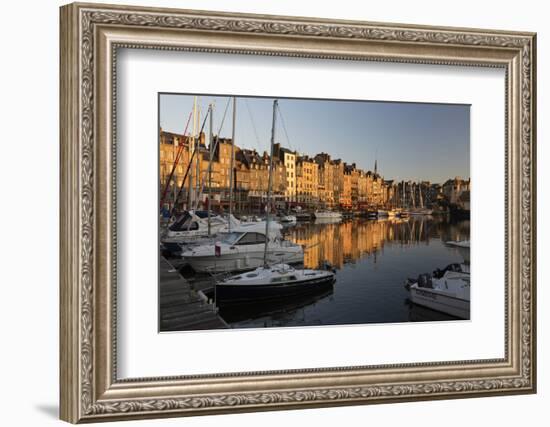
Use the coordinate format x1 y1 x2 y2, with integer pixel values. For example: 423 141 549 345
184 216 470 329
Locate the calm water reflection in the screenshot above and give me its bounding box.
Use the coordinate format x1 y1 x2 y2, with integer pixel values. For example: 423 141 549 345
219 216 469 328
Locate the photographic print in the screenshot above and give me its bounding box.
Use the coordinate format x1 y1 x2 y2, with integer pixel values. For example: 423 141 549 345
60 4 536 420
158 94 471 331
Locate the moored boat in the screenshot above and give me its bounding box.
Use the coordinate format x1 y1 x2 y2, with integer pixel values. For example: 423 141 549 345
181 222 302 273
313 210 342 220
162 210 231 241
279 213 297 223
215 263 335 305
214 100 336 306
404 262 470 319
161 211 237 255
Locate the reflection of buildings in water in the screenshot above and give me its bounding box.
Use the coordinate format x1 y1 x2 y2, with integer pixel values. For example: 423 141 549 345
437 219 470 243
285 218 470 269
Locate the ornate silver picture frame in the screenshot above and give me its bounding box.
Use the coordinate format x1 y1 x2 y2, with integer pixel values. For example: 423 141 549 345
60 2 536 423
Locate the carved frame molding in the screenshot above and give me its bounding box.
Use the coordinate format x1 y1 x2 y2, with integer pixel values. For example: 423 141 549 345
60 2 536 423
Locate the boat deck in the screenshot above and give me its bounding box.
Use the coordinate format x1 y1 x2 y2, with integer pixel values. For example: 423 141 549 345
159 256 229 331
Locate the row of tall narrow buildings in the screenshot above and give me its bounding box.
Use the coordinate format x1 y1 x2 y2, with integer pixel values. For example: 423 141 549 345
159 129 470 213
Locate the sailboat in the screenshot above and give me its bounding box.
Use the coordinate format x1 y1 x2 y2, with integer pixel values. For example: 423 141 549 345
215 263 336 305
162 98 267 254
409 183 433 216
182 99 303 273
161 103 235 253
215 100 335 303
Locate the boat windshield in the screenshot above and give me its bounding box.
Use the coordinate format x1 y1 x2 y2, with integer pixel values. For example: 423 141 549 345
221 232 243 245
168 213 191 231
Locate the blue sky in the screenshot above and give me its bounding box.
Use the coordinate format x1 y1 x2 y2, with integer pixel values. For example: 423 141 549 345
159 94 470 183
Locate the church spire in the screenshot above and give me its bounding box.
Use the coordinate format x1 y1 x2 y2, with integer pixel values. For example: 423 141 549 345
374 158 378 176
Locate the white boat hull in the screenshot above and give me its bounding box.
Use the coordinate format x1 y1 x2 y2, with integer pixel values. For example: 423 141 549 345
314 217 342 224
313 211 342 219
409 286 470 319
280 215 297 223
184 246 304 273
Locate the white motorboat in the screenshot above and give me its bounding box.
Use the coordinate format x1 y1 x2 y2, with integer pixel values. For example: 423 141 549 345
313 211 342 220
162 211 237 241
182 222 303 273
239 215 263 222
161 211 244 256
405 263 470 319
279 214 297 223
215 263 335 305
446 240 470 263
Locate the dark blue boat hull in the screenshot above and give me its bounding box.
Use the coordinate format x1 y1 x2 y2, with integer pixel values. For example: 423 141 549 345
215 275 335 306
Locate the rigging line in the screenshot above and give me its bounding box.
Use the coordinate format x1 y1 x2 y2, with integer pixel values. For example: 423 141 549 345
216 97 231 137
276 103 294 151
196 98 231 207
159 110 193 210
244 98 262 151
170 107 211 215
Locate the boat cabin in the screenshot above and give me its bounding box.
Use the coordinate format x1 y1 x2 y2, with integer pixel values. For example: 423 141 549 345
222 231 267 246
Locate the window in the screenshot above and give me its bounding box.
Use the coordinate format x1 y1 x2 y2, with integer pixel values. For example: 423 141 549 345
236 232 266 245
222 232 244 245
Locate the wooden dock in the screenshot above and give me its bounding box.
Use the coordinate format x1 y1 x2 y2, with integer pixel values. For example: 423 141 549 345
159 257 229 331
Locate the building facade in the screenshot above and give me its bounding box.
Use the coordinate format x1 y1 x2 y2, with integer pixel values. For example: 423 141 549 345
296 155 319 207
160 129 439 214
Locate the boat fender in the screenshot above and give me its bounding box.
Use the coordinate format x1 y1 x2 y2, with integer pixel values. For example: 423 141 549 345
215 242 221 257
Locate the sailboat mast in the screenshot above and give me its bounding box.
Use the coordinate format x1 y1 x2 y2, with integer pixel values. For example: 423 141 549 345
207 104 213 236
195 101 201 209
264 100 278 268
188 97 198 209
228 97 236 232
